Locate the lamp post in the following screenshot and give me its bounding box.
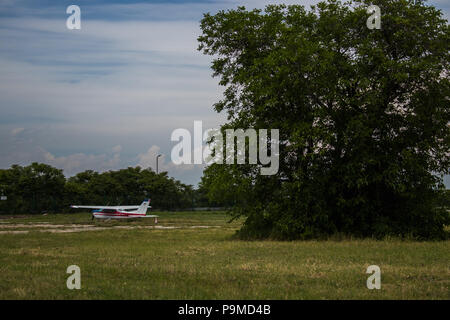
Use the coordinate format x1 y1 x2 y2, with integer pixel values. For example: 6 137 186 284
156 154 162 174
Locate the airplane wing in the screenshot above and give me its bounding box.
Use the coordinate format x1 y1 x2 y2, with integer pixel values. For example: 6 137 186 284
71 205 139 210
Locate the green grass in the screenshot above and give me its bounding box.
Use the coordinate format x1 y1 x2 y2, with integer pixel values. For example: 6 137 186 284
0 211 448 299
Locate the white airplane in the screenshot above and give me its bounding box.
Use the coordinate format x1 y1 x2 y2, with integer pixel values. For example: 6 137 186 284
71 199 158 223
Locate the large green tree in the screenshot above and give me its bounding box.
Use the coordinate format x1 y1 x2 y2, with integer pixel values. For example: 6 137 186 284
198 0 450 239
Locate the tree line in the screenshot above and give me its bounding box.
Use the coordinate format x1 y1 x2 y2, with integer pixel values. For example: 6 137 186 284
0 163 217 214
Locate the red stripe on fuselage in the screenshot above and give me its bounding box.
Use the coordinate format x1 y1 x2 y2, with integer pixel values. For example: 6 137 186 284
94 211 145 217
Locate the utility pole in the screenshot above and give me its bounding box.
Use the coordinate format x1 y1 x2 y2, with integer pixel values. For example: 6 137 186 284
156 154 162 174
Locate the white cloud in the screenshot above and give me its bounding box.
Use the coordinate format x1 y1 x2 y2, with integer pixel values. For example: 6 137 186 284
137 145 163 171
10 127 24 136
112 145 122 153
43 150 121 175
137 145 202 173
136 144 206 185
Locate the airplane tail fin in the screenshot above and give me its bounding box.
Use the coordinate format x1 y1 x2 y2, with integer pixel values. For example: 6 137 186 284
137 199 150 215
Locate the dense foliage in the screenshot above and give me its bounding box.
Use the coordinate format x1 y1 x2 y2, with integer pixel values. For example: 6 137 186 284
0 163 209 214
199 0 450 239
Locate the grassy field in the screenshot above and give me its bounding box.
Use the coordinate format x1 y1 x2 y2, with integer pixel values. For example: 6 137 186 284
0 211 448 300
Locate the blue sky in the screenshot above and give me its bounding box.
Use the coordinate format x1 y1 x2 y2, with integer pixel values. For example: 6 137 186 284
0 0 449 187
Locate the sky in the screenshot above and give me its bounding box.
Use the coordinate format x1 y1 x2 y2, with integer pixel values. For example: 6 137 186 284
0 0 449 187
